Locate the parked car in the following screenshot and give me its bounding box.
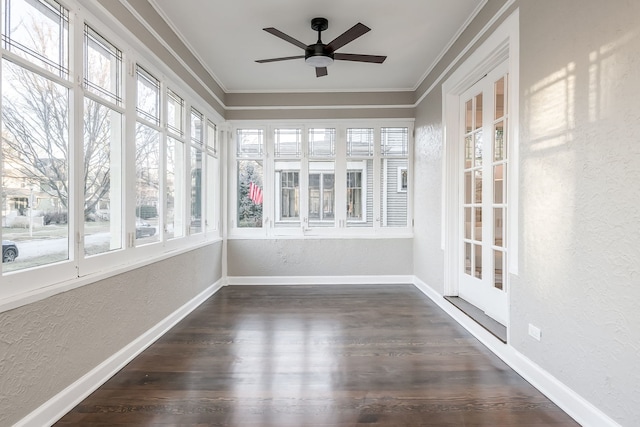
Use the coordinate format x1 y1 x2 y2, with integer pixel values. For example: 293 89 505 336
2 240 19 262
135 219 156 238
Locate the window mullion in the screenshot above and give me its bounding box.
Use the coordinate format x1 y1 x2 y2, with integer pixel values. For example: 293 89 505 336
71 8 84 266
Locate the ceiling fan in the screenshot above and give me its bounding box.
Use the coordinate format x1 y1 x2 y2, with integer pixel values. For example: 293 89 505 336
256 17 387 77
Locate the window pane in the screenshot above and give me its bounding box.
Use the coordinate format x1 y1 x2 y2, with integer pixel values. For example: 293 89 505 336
475 207 482 242
190 146 203 234
2 59 69 271
464 242 472 276
275 128 301 157
166 137 185 239
190 108 203 145
237 160 263 228
347 128 374 157
275 161 300 226
465 99 473 133
237 129 263 158
309 161 334 227
1 0 69 77
464 135 473 168
135 123 160 244
84 25 122 105
83 99 122 256
464 207 471 239
206 120 216 154
136 65 160 124
205 153 217 233
347 159 373 227
166 89 184 137
381 127 408 156
309 128 335 157
380 158 407 227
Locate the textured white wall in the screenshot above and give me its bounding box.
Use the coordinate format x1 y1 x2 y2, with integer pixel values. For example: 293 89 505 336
0 242 223 426
228 238 413 277
511 1 640 425
413 1 640 425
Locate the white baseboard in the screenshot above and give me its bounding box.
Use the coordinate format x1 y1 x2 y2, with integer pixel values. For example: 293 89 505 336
14 279 225 427
226 275 415 286
412 276 621 427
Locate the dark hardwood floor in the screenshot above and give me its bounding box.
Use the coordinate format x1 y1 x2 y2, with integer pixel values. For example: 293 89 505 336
56 285 579 426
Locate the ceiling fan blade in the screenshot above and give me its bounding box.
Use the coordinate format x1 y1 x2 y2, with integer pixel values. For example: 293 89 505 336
316 67 328 77
263 27 308 50
327 23 370 51
334 53 387 63
256 55 305 63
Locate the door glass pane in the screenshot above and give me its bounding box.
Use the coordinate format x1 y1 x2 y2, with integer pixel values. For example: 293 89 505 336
464 207 471 239
464 135 473 168
494 121 505 161
474 170 482 203
475 207 482 242
465 99 473 133
494 208 504 246
464 172 472 204
474 132 483 167
495 77 505 119
494 164 504 204
494 250 503 290
474 93 483 129
465 243 472 276
474 244 482 279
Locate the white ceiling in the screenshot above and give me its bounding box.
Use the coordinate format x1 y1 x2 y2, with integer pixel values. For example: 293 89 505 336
149 0 484 93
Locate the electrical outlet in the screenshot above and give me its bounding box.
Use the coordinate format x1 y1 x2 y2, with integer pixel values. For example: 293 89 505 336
528 324 541 341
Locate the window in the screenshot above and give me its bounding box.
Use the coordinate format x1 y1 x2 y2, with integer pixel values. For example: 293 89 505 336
380 127 409 227
1 0 71 273
1 0 69 77
236 129 264 228
346 128 373 227
274 128 301 227
189 109 203 235
83 26 123 257
0 0 221 303
230 122 413 236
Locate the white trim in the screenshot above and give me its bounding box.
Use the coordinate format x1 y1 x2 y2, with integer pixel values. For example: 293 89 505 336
412 276 621 427
441 10 520 300
226 275 414 286
13 279 225 427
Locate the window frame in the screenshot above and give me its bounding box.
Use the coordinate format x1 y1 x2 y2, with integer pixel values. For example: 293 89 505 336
228 121 414 239
0 0 223 310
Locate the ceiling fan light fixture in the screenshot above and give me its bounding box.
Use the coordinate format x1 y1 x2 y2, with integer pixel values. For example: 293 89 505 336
305 55 333 68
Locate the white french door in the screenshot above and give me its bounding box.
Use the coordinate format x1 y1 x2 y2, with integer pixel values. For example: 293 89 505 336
458 60 509 325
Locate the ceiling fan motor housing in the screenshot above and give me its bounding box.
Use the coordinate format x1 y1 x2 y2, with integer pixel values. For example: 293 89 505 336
305 17 334 66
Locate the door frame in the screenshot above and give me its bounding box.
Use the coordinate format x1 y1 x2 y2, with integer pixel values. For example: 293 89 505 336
441 11 519 330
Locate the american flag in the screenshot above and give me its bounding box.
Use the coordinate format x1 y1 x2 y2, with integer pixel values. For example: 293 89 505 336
249 182 263 204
